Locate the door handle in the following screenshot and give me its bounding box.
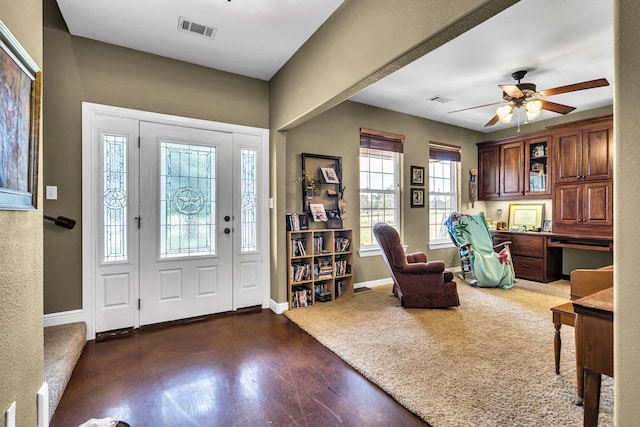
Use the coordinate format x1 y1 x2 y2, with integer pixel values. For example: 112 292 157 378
224 215 231 222
224 228 231 234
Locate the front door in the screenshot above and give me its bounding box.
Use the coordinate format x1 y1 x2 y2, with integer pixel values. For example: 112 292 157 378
84 104 268 336
138 122 233 325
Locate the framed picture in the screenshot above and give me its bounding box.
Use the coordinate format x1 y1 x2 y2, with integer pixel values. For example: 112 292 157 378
320 167 340 184
508 203 544 230
410 188 425 208
309 203 328 222
542 220 552 233
410 165 425 186
0 21 42 210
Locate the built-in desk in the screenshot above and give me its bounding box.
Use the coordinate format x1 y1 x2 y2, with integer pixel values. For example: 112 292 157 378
490 231 613 283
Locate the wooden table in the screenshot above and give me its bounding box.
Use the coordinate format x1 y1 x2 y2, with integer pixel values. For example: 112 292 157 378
573 287 613 427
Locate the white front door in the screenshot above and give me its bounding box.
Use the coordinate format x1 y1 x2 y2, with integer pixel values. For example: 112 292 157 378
138 122 233 325
83 103 269 336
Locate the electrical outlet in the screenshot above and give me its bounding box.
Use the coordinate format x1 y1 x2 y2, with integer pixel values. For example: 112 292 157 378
6 401 16 427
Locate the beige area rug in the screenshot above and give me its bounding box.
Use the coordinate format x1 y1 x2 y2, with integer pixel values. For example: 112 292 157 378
284 279 613 427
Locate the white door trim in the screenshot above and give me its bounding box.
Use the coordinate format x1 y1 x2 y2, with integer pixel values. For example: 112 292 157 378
81 102 270 339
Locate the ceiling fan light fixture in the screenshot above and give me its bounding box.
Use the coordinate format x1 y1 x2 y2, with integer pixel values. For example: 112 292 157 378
496 105 513 123
525 99 543 121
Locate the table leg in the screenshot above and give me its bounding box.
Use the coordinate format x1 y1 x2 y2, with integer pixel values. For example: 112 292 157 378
583 369 602 427
575 314 584 404
553 320 562 374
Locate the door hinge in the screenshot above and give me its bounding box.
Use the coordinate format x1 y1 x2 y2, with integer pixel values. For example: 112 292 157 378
138 136 140 148
138 298 141 310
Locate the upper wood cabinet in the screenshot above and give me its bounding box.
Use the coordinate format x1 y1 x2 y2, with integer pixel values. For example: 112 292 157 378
477 132 550 201
553 116 613 184
478 144 500 200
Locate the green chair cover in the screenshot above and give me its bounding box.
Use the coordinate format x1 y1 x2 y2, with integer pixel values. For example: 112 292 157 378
444 212 514 289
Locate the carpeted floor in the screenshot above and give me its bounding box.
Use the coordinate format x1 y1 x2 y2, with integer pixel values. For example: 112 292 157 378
284 279 613 427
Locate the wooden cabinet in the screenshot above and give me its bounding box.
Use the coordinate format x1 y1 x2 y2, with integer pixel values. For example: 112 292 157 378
553 181 613 235
550 115 613 237
525 137 551 197
478 133 551 201
287 229 353 309
554 117 613 183
500 141 524 198
491 231 562 283
478 144 500 200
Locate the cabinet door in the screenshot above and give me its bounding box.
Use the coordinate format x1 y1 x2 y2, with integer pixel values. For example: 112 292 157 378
524 137 551 196
554 183 583 228
478 145 500 200
500 141 524 198
583 181 613 227
583 123 613 181
554 130 582 183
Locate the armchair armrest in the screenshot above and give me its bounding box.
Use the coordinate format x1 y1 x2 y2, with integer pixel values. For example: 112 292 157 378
400 260 445 275
570 268 614 300
406 252 427 263
493 241 512 250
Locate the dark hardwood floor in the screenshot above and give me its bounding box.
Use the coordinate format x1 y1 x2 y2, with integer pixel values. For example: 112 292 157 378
51 309 428 427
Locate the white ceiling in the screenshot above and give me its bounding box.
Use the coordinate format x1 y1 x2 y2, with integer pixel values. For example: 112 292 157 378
55 0 613 133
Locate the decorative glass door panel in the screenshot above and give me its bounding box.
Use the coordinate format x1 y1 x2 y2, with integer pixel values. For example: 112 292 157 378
160 142 217 258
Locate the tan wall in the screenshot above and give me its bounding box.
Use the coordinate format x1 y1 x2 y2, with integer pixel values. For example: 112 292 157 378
283 101 482 294
615 0 640 422
42 1 269 313
0 2 44 427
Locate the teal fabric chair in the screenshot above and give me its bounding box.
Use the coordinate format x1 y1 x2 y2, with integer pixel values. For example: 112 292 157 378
444 212 515 289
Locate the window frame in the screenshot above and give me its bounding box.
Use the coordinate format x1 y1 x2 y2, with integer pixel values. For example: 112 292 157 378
428 146 461 250
358 146 401 255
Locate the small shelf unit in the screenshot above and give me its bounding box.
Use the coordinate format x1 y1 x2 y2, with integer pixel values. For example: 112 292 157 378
287 228 353 309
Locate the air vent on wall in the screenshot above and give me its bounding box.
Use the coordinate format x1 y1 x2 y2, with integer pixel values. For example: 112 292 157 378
178 17 218 39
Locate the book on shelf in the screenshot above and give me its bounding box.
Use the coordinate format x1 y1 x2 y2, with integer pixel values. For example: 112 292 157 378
335 237 351 252
314 283 332 302
286 213 309 231
290 262 311 282
334 259 350 276
290 238 307 257
335 280 346 298
291 285 312 308
315 257 333 279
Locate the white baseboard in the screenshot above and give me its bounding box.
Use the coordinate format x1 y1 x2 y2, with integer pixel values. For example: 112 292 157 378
355 278 393 288
270 299 289 314
43 309 84 328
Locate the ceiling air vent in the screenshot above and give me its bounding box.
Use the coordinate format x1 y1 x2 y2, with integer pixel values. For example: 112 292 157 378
427 96 451 104
178 17 218 39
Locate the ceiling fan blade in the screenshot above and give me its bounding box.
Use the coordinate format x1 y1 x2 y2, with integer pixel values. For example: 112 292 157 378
484 115 499 127
538 78 609 97
448 101 504 114
540 100 576 115
499 84 524 98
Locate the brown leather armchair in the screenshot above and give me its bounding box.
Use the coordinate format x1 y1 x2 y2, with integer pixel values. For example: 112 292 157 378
373 223 459 308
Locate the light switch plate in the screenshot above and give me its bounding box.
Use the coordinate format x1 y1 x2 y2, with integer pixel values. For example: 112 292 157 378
46 186 58 200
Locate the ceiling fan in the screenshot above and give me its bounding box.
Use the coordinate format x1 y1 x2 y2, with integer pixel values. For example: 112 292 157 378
449 70 609 127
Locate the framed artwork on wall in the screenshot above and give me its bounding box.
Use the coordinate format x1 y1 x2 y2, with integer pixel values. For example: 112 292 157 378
410 165 425 186
0 20 42 210
410 188 425 208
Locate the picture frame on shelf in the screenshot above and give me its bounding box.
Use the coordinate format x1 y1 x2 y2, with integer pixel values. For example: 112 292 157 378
410 188 425 208
0 21 42 210
508 203 544 230
543 219 552 233
309 203 328 222
410 165 425 186
321 167 340 184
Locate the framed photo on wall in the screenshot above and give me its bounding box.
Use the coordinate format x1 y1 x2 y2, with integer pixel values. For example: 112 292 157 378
410 188 425 208
410 165 425 186
0 21 42 210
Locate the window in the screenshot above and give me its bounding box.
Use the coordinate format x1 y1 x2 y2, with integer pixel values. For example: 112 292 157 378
359 129 403 252
429 143 461 249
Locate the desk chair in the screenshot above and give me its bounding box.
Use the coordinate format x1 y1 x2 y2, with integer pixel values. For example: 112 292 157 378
551 265 613 401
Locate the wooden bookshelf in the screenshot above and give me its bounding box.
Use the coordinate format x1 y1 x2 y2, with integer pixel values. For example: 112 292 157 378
287 229 353 309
